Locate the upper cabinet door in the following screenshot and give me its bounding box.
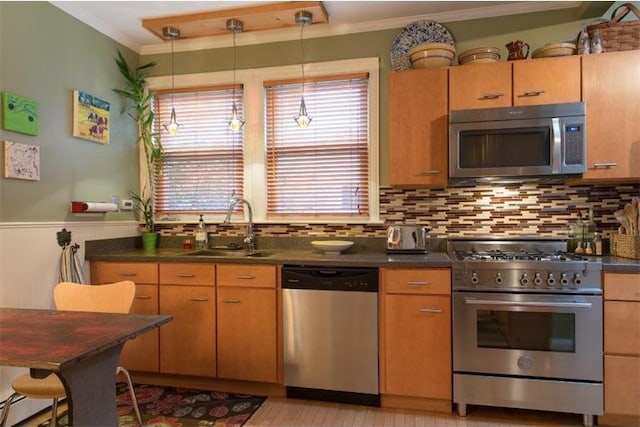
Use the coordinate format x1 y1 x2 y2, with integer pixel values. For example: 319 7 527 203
388 68 449 188
449 62 512 110
582 51 640 182
513 56 581 106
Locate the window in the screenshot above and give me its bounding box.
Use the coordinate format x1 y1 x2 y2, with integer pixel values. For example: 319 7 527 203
147 57 379 223
153 87 244 214
265 74 369 219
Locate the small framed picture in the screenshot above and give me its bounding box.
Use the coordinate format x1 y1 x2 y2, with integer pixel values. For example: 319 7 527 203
72 90 110 144
2 92 38 136
4 140 40 181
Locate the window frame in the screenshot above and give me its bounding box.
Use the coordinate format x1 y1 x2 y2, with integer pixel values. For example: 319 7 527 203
146 57 380 224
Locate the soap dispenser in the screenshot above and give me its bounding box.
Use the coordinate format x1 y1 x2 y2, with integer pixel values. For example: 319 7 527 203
195 215 208 250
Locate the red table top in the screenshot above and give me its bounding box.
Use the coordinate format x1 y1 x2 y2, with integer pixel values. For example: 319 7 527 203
0 307 172 371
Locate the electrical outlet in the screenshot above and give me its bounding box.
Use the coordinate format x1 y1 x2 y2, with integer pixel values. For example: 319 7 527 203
121 199 134 211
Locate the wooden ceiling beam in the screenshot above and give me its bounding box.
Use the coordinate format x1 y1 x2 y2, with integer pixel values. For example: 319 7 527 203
142 1 328 41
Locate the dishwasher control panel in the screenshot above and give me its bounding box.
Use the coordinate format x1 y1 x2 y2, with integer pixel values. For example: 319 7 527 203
282 265 378 292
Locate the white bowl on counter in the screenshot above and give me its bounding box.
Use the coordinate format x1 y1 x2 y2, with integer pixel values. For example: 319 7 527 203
311 240 355 254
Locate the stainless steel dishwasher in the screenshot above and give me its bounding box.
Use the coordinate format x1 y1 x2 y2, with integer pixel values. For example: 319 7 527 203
282 265 380 407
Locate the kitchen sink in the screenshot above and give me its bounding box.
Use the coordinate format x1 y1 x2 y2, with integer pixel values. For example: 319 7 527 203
178 248 275 258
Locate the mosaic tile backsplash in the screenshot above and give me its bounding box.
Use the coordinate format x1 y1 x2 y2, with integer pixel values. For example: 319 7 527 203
155 183 639 239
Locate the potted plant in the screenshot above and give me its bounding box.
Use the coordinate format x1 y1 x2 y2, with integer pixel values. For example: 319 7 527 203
113 51 162 251
130 190 157 251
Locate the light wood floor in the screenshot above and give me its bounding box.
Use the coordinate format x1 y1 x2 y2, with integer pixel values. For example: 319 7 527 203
19 398 587 427
246 398 585 427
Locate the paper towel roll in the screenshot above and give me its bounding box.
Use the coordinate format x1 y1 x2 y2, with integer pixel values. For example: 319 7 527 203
70 201 119 213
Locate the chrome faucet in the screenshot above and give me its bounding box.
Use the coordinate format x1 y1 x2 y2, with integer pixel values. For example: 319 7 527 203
224 197 255 254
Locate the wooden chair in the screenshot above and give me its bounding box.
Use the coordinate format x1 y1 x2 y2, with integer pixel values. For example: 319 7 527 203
0 281 143 427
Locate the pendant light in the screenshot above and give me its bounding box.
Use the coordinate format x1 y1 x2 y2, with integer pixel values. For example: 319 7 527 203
294 11 312 128
227 18 245 132
162 26 181 135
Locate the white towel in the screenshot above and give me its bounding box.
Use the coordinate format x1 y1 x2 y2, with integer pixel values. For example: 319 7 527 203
59 243 85 284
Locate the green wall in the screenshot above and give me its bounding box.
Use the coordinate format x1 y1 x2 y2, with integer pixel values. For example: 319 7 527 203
0 2 617 222
0 2 139 222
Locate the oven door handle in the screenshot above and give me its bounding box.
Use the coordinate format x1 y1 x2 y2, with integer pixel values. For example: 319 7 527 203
464 298 592 308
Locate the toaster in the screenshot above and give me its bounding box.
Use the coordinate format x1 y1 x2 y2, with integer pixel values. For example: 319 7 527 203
386 225 429 254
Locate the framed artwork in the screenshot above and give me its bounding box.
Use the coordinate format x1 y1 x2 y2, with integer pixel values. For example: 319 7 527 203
2 92 38 136
3 140 40 181
72 90 110 144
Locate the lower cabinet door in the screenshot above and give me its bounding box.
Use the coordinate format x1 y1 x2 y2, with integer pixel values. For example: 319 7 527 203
384 294 451 399
217 287 277 383
159 285 216 377
605 355 640 417
120 284 159 372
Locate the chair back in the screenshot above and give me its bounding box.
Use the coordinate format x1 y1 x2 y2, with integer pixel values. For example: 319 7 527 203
54 281 136 314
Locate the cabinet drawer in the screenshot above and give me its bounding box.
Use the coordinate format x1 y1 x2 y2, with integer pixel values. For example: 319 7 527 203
605 300 640 356
605 355 640 417
605 273 640 301
217 264 277 288
91 261 158 284
382 268 451 295
159 263 215 286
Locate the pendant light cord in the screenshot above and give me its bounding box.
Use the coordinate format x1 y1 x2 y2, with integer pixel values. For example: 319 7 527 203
170 37 175 107
300 22 306 96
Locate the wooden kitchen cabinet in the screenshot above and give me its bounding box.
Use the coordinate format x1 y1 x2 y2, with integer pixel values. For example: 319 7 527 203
581 51 640 182
159 263 216 377
380 268 451 411
602 272 640 425
449 56 581 110
388 67 448 187
216 264 278 383
91 261 160 372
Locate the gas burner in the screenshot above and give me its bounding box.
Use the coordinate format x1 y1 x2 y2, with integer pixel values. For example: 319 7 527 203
456 249 588 262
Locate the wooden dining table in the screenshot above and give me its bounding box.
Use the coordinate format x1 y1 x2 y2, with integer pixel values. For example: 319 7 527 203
0 307 172 426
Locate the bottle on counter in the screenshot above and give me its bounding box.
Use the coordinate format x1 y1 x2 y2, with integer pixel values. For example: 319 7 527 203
593 232 603 256
195 214 208 250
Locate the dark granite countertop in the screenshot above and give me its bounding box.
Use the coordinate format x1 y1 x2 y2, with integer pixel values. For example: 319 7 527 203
85 236 639 272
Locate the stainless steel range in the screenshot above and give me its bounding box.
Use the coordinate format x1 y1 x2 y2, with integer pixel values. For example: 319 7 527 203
448 239 603 427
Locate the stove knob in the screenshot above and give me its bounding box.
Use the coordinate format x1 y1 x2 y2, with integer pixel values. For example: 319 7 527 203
573 273 582 287
495 272 503 285
560 273 569 286
470 272 479 285
547 273 556 286
533 273 543 286
520 273 530 286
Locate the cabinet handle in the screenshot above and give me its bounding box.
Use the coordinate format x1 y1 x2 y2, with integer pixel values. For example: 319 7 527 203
478 93 504 100
592 162 618 169
176 273 195 278
520 90 545 97
135 295 151 300
188 297 209 302
419 308 443 313
407 280 429 286
222 298 241 303
235 274 255 280
118 272 137 277
418 170 440 175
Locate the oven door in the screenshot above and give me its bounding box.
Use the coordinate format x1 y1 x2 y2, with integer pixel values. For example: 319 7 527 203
453 292 602 381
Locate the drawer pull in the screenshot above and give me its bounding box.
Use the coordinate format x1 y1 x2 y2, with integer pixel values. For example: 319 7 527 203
592 162 617 169
222 298 241 304
407 280 429 286
176 273 195 278
479 93 504 100
418 170 440 175
135 295 151 300
520 90 545 97
118 272 137 277
189 297 209 302
419 308 443 313
235 274 256 280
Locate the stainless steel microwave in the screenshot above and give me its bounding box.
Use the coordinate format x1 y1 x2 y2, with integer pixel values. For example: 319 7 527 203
449 102 586 180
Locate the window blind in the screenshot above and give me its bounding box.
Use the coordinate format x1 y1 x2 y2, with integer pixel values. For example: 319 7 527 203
265 75 370 218
153 88 244 214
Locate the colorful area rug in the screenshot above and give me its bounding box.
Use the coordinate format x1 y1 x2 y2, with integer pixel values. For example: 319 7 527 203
38 382 266 427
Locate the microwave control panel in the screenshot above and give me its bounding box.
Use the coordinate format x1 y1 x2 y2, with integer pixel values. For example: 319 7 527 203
564 124 584 166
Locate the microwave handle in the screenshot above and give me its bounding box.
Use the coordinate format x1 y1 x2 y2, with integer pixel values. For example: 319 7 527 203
551 117 562 172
